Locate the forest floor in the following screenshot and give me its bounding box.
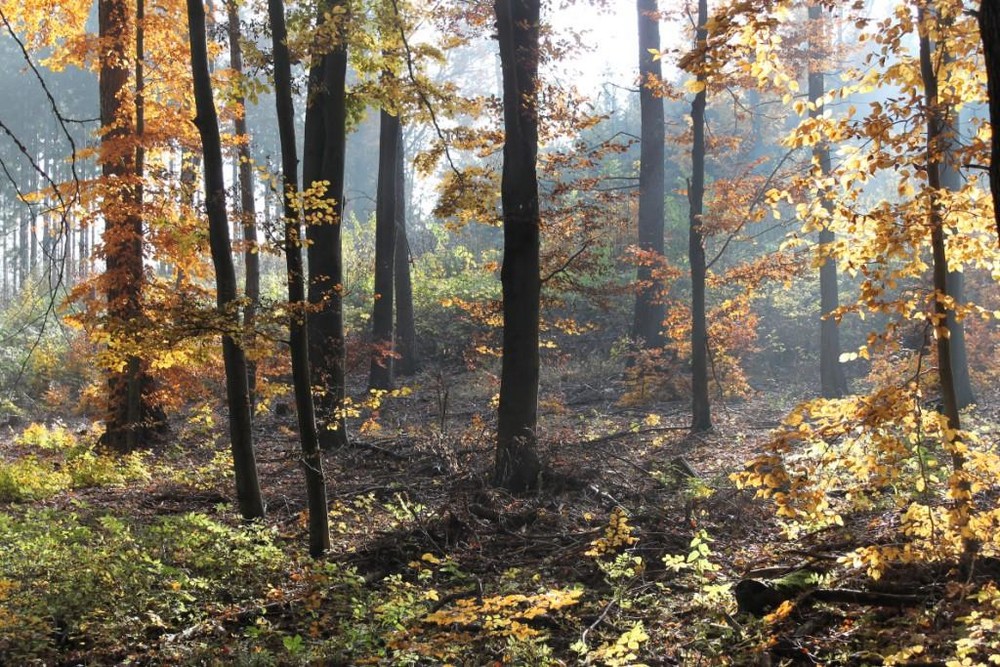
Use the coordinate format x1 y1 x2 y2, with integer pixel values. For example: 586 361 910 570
1 359 998 665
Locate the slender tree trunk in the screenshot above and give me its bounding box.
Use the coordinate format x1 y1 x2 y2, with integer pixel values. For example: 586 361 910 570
268 0 330 556
689 0 712 433
99 0 148 452
980 0 1000 244
303 0 349 449
394 122 418 376
493 0 543 491
187 0 265 521
226 0 261 408
809 3 848 399
632 0 666 348
918 5 971 558
938 36 974 409
369 107 399 390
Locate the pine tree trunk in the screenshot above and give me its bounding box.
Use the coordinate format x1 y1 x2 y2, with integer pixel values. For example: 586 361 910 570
394 123 418 376
187 0 265 521
493 0 543 491
369 108 399 390
632 0 666 348
303 0 349 449
268 0 330 556
809 3 848 399
689 0 712 433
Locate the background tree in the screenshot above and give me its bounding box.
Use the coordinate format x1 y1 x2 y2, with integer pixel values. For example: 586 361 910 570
369 105 399 390
631 0 666 349
808 2 848 399
493 0 542 491
186 0 265 520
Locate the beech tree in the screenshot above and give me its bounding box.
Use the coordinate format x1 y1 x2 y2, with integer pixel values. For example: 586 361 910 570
393 123 418 376
303 0 350 449
225 0 261 407
369 106 400 390
268 0 331 556
808 2 848 399
981 0 1000 242
688 0 712 433
98 0 147 451
632 0 666 349
186 0 265 520
493 0 543 491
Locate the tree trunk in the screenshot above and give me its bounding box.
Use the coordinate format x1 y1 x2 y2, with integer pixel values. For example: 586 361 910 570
268 0 330 556
689 0 712 433
493 0 543 491
187 0 265 521
632 0 666 348
369 108 399 390
918 5 971 558
226 0 261 409
980 0 1000 244
99 0 148 452
809 3 848 399
394 122 418 376
303 0 349 449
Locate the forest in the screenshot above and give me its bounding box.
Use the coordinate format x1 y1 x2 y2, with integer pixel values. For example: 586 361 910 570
1 0 999 663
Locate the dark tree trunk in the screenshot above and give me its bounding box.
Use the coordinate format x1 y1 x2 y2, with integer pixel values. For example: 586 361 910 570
303 0 349 449
632 0 666 348
369 108 399 390
226 0 261 409
268 0 330 556
99 0 148 452
187 0 265 521
980 0 1000 243
809 3 848 399
394 123 418 376
918 8 970 554
689 0 712 433
493 0 543 491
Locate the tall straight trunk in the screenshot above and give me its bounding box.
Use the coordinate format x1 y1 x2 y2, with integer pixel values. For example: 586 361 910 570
18 204 28 289
493 0 543 491
394 122 418 376
980 0 1000 243
268 0 330 556
303 0 349 449
369 108 399 390
938 37 974 409
632 0 666 347
226 0 261 407
688 0 712 433
918 5 970 554
187 0 265 521
809 3 848 399
99 0 147 452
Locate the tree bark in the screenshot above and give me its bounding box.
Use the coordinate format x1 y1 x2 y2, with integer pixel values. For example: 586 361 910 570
493 0 543 491
809 2 848 399
369 108 399 390
187 0 265 521
226 0 261 409
689 0 712 433
268 0 330 556
918 5 971 558
303 0 349 449
98 0 148 452
394 122 418 376
980 0 1000 244
632 0 666 348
